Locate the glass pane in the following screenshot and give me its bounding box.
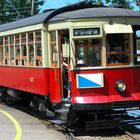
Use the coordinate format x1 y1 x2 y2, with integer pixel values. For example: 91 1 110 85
51 43 58 63
15 35 20 44
35 31 41 42
0 37 3 45
136 31 140 62
76 39 101 67
87 47 100 66
107 34 129 64
9 35 14 44
16 45 20 56
28 32 33 42
22 45 27 56
29 44 34 63
77 47 85 64
21 34 26 44
36 43 42 56
5 36 8 45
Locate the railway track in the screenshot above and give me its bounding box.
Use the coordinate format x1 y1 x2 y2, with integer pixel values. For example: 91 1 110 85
40 117 140 140
118 126 138 140
1 99 140 140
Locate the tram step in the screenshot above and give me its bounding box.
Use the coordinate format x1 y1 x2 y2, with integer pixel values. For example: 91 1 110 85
55 109 69 121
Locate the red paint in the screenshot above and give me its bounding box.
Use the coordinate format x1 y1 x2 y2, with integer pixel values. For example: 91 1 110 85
0 66 140 105
0 66 62 103
71 67 140 104
0 66 49 95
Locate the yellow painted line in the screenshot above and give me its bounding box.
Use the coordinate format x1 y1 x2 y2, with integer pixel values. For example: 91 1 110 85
0 109 22 140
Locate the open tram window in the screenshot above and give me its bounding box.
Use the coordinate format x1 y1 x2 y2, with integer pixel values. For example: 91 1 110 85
107 34 130 66
4 36 9 65
29 44 34 66
50 31 58 66
28 32 34 66
35 31 42 66
0 37 4 65
133 26 140 64
21 33 27 66
9 35 14 65
15 34 20 65
75 39 102 67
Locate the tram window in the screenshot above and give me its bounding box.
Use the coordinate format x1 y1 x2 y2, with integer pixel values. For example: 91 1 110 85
5 36 8 45
29 44 34 66
0 37 4 65
1 47 4 64
21 33 27 66
21 34 26 44
15 34 20 65
10 46 14 65
0 37 3 45
75 39 101 67
35 31 42 66
27 32 34 66
15 34 20 44
9 35 14 45
4 37 9 65
134 29 140 64
107 34 130 65
28 33 33 43
50 31 58 65
9 35 14 65
35 31 41 42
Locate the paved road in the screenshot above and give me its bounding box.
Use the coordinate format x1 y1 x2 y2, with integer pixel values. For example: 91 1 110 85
0 103 66 140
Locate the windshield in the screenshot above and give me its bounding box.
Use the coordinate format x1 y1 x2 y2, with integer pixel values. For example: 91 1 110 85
75 39 102 67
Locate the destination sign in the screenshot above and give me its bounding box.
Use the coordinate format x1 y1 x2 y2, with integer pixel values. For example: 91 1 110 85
73 28 100 36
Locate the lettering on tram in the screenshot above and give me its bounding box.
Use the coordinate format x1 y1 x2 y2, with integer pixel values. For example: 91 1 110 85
73 28 100 36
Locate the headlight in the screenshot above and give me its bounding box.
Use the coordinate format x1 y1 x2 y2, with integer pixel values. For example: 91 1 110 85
115 80 126 92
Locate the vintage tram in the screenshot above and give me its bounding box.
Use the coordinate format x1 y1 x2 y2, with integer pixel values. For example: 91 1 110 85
0 3 140 125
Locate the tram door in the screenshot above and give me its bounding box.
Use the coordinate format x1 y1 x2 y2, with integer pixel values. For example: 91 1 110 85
58 30 70 99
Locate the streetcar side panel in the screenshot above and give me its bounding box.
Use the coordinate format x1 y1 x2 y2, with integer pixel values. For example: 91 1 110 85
0 67 50 95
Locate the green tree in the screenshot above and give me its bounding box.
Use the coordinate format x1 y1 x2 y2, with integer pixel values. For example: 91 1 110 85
0 0 44 24
135 0 140 11
105 0 134 9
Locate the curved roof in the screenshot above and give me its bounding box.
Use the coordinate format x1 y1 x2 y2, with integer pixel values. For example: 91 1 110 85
0 6 140 32
48 7 140 22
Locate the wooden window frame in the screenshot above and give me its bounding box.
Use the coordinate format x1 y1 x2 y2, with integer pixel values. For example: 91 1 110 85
50 31 58 67
106 34 130 66
75 39 102 67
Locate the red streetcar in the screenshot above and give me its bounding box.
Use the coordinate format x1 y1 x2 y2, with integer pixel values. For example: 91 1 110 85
0 3 140 125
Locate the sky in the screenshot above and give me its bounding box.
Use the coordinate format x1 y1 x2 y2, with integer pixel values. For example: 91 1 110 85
40 0 139 12
41 0 82 12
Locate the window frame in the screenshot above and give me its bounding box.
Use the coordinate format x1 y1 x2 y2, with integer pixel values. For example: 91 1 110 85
0 30 43 67
75 39 102 68
106 33 130 66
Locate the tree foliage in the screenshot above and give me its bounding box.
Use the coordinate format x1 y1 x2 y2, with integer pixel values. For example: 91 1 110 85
0 0 44 24
83 0 139 10
105 0 134 9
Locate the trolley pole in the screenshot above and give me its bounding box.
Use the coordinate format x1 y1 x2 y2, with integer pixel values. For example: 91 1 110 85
31 0 34 15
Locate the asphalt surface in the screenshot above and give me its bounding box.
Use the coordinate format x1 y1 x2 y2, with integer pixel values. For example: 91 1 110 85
0 103 66 140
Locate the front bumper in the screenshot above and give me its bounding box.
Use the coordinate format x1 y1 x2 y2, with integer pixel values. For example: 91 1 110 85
72 100 140 111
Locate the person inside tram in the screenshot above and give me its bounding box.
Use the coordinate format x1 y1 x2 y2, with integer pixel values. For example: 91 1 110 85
62 57 71 100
